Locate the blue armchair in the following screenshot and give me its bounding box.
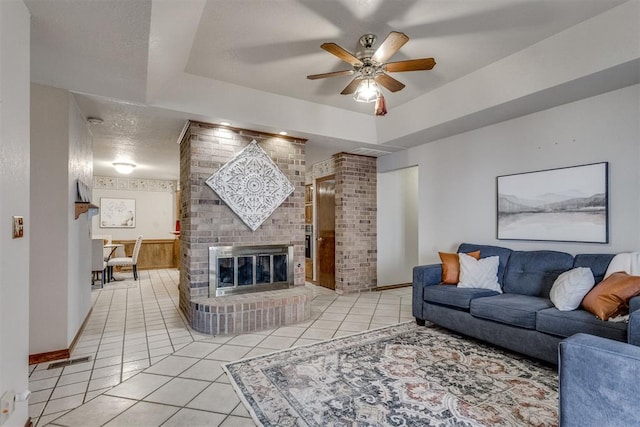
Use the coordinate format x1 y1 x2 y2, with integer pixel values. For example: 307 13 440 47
558 333 640 426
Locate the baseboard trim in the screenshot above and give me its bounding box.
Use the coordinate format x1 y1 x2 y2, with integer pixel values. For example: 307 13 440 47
28 306 93 365
375 283 411 291
29 349 70 365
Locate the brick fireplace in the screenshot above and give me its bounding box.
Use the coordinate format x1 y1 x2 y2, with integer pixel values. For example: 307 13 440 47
178 122 309 334
178 122 379 334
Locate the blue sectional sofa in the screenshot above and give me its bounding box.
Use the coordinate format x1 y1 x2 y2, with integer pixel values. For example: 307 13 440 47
412 243 640 364
559 334 640 426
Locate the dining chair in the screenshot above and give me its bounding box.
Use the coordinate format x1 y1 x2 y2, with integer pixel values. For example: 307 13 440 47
97 235 114 260
107 235 143 281
91 238 107 287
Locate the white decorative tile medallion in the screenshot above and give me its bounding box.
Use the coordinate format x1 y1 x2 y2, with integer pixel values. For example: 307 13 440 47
205 140 295 231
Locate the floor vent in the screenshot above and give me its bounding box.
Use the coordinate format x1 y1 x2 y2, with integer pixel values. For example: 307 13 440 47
48 356 91 369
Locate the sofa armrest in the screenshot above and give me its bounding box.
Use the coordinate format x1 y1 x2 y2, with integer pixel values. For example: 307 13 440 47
629 295 640 313
628 308 640 346
413 264 442 287
559 333 640 427
412 264 442 321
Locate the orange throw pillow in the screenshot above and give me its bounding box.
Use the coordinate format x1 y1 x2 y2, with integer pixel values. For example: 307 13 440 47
581 272 640 320
439 251 481 284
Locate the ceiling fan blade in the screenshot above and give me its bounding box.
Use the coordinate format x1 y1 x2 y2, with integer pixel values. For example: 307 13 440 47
321 43 363 67
340 77 362 95
371 31 409 64
375 73 405 93
385 58 436 73
307 70 355 80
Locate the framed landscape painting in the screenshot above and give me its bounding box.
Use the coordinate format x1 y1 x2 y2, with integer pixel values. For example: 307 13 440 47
497 162 608 243
100 198 136 228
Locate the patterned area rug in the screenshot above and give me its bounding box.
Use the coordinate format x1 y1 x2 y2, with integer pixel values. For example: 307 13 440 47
224 322 558 427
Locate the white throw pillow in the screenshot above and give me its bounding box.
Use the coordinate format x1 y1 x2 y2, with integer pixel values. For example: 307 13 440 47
549 267 595 311
458 253 502 293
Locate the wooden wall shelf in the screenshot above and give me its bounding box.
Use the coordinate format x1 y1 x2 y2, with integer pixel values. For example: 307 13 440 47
74 202 99 219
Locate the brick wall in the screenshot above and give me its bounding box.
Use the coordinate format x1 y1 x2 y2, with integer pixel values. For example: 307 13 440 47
334 153 377 293
179 122 306 321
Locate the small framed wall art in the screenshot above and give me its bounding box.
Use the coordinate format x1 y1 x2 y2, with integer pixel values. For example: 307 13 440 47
497 162 608 243
100 198 136 228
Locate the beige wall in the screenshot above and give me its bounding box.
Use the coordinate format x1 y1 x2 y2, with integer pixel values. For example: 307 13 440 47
92 184 176 241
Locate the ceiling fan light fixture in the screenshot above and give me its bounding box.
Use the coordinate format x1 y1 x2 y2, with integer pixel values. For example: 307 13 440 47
113 162 136 174
353 79 380 103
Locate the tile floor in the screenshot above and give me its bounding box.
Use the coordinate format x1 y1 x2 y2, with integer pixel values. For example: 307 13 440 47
29 269 413 427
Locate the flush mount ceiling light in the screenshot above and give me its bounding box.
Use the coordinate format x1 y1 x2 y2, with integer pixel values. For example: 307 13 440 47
278 131 288 136
113 162 136 174
220 121 231 126
87 117 104 125
307 31 436 115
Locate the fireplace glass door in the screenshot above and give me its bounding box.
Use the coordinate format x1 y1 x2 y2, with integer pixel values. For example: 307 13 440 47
210 245 294 296
218 257 234 290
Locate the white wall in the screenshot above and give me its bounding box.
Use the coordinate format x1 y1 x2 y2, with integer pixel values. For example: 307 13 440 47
0 2 31 425
30 84 71 354
377 166 418 286
379 85 640 265
91 188 176 241
67 96 92 344
30 83 92 354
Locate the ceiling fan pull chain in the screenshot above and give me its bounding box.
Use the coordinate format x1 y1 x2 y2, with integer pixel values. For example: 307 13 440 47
375 95 387 117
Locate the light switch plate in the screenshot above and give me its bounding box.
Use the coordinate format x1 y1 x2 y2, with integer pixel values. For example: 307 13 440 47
12 216 24 239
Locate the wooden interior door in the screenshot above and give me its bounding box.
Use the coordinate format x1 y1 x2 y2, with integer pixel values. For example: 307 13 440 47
316 176 335 289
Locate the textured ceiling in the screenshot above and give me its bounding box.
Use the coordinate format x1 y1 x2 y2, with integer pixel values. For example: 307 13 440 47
24 0 631 180
185 0 622 112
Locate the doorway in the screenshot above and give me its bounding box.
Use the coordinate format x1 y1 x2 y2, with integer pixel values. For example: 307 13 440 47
316 175 335 290
377 166 418 286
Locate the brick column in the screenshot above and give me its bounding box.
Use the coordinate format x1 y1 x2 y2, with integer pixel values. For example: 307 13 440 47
334 153 377 293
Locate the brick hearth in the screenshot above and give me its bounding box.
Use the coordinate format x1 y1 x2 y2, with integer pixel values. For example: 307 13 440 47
190 287 313 335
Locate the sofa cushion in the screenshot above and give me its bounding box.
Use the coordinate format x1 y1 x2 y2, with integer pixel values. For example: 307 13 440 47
581 272 640 320
470 294 554 329
439 250 480 284
457 243 512 285
537 307 627 342
503 250 574 298
573 253 615 283
423 285 500 310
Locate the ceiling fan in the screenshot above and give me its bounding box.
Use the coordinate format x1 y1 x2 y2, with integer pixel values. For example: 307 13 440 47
307 31 436 116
